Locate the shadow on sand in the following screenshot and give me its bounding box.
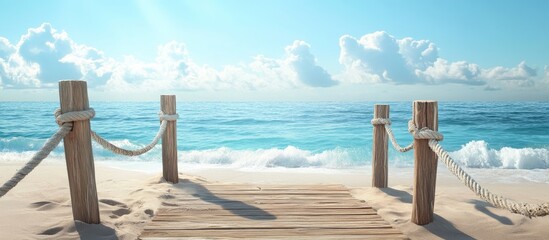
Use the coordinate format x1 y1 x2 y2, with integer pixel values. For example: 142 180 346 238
469 199 513 225
75 221 118 240
380 187 413 204
423 214 475 240
174 179 276 221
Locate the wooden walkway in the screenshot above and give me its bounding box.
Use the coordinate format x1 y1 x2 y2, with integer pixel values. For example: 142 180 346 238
140 180 407 239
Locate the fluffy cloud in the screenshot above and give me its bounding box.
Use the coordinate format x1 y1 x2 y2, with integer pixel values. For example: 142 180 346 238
0 23 112 88
285 41 337 87
338 31 418 83
338 31 539 87
0 24 335 90
104 40 337 91
417 58 484 85
0 24 545 92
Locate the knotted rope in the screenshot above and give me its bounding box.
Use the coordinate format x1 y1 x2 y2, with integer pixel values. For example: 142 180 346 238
407 119 443 141
91 111 178 156
371 118 414 152
0 108 95 198
54 108 96 126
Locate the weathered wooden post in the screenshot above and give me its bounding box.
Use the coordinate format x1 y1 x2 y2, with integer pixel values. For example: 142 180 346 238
161 95 178 183
59 80 100 224
411 100 438 225
372 104 389 188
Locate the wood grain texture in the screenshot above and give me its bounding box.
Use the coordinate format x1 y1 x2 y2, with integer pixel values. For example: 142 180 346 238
372 104 389 188
58 80 100 224
140 182 408 239
161 95 178 183
411 100 438 225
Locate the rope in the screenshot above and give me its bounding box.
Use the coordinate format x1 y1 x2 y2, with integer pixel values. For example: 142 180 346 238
406 120 548 218
428 140 549 218
54 108 96 126
375 117 549 217
90 112 178 156
0 108 96 198
371 118 414 152
407 119 443 141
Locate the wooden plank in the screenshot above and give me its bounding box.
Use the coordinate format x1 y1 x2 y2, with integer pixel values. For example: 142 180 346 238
159 203 371 209
144 222 393 230
189 188 350 192
192 184 346 188
152 215 386 222
158 203 372 210
175 191 351 196
157 208 379 216
171 195 353 200
140 228 405 238
180 189 350 195
141 236 408 240
167 197 367 203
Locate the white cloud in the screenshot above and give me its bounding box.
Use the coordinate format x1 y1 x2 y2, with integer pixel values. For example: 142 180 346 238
338 31 417 83
338 31 540 87
417 58 484 85
0 24 545 93
0 23 336 91
0 37 15 58
285 40 337 87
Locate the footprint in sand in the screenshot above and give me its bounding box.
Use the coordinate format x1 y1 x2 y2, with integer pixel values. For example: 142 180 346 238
100 199 131 219
160 193 175 199
161 202 179 207
30 201 59 211
99 199 128 208
39 226 63 235
144 209 154 217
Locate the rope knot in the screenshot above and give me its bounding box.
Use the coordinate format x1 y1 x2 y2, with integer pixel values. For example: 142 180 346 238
54 108 95 126
407 119 443 141
371 118 391 125
159 111 179 122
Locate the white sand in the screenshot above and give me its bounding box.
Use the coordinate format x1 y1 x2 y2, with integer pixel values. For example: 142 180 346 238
1 161 549 239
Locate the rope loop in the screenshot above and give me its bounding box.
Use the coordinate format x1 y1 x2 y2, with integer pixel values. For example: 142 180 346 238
371 118 391 125
408 119 443 141
159 111 179 122
54 108 95 126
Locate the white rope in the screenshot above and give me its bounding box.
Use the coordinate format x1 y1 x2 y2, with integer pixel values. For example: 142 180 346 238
90 112 178 156
0 108 96 198
407 119 443 141
54 108 96 126
405 119 548 218
429 140 549 218
376 117 549 217
371 118 414 152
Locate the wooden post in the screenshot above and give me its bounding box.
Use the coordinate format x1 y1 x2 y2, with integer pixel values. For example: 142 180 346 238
161 95 178 183
372 104 389 188
59 80 100 224
411 100 438 225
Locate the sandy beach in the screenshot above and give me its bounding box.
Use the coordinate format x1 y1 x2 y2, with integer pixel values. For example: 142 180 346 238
1 161 549 239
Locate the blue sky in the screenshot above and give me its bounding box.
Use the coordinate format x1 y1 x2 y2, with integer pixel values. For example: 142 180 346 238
0 0 548 101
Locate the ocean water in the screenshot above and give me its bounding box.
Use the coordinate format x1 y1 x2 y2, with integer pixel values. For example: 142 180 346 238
1 102 549 172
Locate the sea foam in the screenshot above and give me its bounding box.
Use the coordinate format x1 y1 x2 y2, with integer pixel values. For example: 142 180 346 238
450 140 549 169
1 141 548 170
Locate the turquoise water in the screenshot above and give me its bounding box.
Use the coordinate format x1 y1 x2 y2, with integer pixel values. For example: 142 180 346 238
1 102 548 169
